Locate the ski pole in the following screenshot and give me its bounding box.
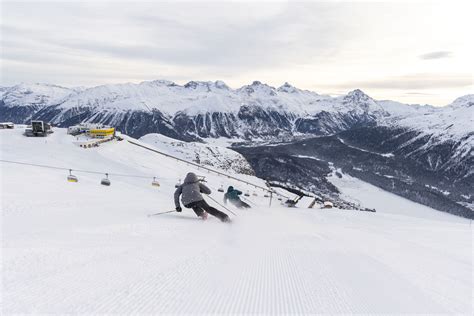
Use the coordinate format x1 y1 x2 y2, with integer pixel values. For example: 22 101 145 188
208 195 237 216
147 210 176 217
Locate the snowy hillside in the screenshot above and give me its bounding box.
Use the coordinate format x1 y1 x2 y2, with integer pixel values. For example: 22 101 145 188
139 133 254 175
381 94 474 163
1 127 471 314
1 83 76 108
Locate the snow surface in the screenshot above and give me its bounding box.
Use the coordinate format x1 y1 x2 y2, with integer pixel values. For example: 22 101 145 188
1 128 472 314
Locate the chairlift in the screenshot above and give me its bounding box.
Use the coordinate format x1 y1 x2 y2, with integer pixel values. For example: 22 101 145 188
252 192 258 197
244 191 250 197
67 169 78 183
152 177 160 187
264 193 270 198
101 173 111 186
218 185 224 193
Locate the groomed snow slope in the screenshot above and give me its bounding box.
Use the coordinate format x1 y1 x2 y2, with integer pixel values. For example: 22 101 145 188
1 128 471 314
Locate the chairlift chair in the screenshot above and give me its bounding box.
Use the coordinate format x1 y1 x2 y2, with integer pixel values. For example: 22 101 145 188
252 192 258 197
67 169 78 183
244 191 250 197
152 177 160 187
218 185 224 193
101 173 111 186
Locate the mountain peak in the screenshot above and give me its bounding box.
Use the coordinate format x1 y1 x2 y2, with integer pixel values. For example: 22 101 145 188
346 89 370 99
214 80 229 89
277 82 297 93
344 89 376 104
342 89 387 114
238 81 277 96
184 81 210 89
145 79 178 87
183 80 229 91
450 94 474 108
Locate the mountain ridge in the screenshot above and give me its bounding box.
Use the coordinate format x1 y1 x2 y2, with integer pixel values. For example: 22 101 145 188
1 80 471 175
2 80 469 109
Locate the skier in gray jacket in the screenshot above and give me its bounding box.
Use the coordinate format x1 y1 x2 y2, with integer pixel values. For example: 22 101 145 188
174 172 230 222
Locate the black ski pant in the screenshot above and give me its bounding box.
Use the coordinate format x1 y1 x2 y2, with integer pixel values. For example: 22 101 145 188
185 199 230 222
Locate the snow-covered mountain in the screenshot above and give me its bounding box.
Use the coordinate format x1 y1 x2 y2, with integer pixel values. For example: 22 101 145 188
0 83 80 123
0 80 392 140
379 95 473 180
0 83 76 108
1 80 471 162
4 80 468 141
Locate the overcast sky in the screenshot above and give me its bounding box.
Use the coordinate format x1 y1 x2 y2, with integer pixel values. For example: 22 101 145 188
1 0 472 106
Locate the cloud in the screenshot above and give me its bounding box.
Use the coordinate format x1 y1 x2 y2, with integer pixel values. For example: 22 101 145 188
329 73 472 90
0 2 349 70
1 0 472 107
403 92 437 95
419 51 453 60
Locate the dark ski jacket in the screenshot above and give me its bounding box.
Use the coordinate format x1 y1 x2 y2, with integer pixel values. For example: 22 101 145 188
224 186 242 204
174 173 211 208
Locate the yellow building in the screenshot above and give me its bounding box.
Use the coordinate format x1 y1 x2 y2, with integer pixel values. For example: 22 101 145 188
88 127 115 139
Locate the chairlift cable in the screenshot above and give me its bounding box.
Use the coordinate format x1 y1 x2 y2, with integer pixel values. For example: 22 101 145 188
0 159 167 180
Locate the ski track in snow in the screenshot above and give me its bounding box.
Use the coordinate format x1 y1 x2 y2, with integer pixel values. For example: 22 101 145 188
1 128 472 314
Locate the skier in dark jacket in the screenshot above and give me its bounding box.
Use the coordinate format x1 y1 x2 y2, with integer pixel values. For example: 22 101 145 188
224 186 251 208
174 172 230 222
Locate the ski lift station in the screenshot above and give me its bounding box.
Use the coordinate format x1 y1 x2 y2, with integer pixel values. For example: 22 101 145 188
89 127 115 139
24 121 53 137
68 123 115 139
68 124 116 148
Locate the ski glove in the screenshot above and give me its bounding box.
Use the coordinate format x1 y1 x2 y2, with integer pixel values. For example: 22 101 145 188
176 206 182 212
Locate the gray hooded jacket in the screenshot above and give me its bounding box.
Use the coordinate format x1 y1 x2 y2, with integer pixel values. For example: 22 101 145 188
174 172 211 208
